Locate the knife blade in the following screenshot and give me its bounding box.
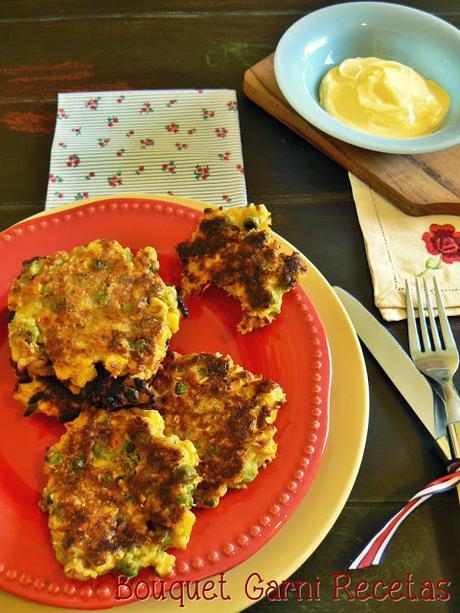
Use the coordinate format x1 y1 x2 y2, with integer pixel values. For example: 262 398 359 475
333 286 451 461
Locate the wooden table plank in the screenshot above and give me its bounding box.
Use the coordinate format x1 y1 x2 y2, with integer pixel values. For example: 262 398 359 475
1 0 456 19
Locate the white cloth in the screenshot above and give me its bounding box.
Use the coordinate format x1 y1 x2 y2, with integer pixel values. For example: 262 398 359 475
350 174 460 321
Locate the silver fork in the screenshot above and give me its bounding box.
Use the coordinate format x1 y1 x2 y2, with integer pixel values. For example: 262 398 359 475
405 277 460 461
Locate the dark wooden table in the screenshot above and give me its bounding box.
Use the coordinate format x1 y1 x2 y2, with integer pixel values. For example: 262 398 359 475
1 1 459 611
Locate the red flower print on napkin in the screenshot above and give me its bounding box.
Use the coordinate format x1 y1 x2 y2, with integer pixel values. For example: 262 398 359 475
116 95 125 104
116 149 125 157
107 117 119 127
85 97 100 111
175 143 188 151
98 138 111 148
140 138 154 149
66 154 80 168
127 129 135 137
57 108 69 119
85 172 96 180
140 102 153 114
49 173 63 184
215 127 228 138
227 100 238 111
162 161 176 174
74 192 89 200
235 163 244 174
422 224 460 264
72 127 82 136
166 123 180 133
218 151 231 161
108 172 123 188
194 165 210 181
136 166 146 175
188 128 196 135
166 99 177 107
202 108 215 120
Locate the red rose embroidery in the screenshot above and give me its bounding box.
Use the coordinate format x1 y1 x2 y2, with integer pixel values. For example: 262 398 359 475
422 224 460 264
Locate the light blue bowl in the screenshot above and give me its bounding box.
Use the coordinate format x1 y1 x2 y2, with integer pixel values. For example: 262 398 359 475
274 2 460 154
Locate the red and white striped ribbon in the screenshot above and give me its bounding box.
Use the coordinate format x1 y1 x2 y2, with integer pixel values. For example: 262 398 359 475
349 461 460 570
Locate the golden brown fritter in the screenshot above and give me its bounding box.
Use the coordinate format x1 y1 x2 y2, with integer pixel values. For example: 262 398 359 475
8 239 181 390
15 365 156 422
153 352 286 507
177 204 306 333
41 409 199 580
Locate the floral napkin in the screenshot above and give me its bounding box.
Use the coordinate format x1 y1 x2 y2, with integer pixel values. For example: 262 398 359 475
350 174 460 321
46 90 247 209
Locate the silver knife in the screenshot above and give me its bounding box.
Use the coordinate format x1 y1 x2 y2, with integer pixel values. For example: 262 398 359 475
333 286 451 462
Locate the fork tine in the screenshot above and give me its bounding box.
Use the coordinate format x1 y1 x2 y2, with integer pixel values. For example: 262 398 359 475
423 278 441 350
416 277 431 351
433 277 456 350
405 280 420 353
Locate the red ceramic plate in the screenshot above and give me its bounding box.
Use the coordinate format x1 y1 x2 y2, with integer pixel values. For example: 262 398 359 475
0 196 330 609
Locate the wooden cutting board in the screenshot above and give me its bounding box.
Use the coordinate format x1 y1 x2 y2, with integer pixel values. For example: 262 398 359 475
243 53 460 216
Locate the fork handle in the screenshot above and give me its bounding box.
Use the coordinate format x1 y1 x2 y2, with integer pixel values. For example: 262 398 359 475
442 382 460 461
447 422 460 461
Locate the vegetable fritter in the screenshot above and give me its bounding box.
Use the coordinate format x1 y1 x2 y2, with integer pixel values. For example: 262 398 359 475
8 239 181 390
41 409 199 580
154 352 286 507
177 204 306 333
14 364 156 422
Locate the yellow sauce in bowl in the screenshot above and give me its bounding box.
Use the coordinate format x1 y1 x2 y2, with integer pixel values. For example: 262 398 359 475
319 57 450 138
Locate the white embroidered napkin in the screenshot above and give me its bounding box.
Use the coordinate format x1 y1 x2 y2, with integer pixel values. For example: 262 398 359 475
350 174 460 321
46 89 247 209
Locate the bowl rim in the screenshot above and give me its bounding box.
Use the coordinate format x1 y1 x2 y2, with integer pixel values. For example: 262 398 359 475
274 1 460 154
